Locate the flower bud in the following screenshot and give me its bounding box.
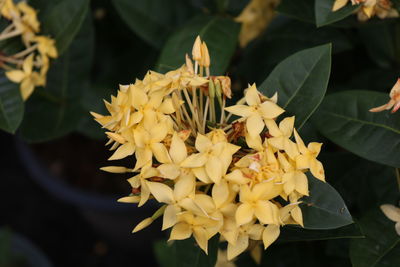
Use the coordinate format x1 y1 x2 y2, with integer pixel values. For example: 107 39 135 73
132 217 153 233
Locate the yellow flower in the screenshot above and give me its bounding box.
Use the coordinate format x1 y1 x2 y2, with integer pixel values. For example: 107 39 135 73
169 211 219 254
34 36 58 58
380 204 400 235
1 0 19 20
127 165 158 207
332 0 398 21
181 133 239 184
17 1 40 33
147 175 197 230
134 122 170 170
235 182 280 226
235 0 280 47
265 116 299 159
293 129 325 181
215 250 236 267
370 78 400 113
277 152 309 197
225 84 284 137
5 53 40 100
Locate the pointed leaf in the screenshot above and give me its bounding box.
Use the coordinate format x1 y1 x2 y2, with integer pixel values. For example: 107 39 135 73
350 208 400 267
279 223 363 242
0 71 24 133
315 0 359 27
313 90 400 168
301 174 353 230
259 44 331 129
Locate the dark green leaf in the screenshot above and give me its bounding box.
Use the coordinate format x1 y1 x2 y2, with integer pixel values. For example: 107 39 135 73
259 44 331 129
32 0 90 55
313 90 400 168
112 0 195 49
301 174 353 230
277 0 315 23
350 208 400 267
279 223 363 242
156 15 240 75
315 0 359 27
154 236 219 267
19 14 94 142
358 20 400 69
0 71 24 134
239 17 351 84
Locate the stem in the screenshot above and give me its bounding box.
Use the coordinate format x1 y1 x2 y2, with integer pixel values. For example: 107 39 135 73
396 168 400 192
203 97 209 133
183 88 201 131
219 97 226 125
12 44 38 58
0 29 21 41
0 55 23 65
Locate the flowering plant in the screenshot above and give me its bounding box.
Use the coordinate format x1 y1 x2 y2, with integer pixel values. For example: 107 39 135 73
1 0 400 266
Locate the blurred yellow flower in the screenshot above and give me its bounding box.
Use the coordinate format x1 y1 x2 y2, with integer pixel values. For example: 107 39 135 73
370 78 400 113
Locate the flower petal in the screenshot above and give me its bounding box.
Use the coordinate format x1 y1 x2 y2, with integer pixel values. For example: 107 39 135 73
181 153 208 168
259 101 285 119
108 142 135 160
169 222 192 240
381 204 400 222
174 175 195 201
162 204 179 230
235 203 254 226
227 234 248 260
212 180 229 208
195 134 212 152
245 84 260 106
246 114 264 137
146 181 174 204
157 163 180 179
205 156 223 184
262 224 280 249
151 142 171 164
224 105 253 117
170 132 187 164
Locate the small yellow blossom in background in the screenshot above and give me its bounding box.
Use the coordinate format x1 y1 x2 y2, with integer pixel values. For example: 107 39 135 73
369 78 400 113
332 0 399 21
380 204 400 235
235 0 280 47
92 36 328 261
0 0 58 100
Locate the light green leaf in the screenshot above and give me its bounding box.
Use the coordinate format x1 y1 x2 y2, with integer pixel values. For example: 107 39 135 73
32 0 90 55
259 44 331 129
301 174 353 230
0 71 24 134
156 15 240 75
112 0 194 49
350 208 400 267
313 90 400 168
19 14 94 142
315 0 359 27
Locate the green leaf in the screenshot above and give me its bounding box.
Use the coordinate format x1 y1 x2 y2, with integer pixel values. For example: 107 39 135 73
277 0 315 23
315 0 359 27
19 14 94 142
156 15 240 75
112 0 194 49
313 90 400 168
239 18 351 84
358 20 400 69
31 0 90 55
301 174 353 230
350 208 400 267
154 236 219 267
279 223 364 242
259 44 331 129
0 71 24 134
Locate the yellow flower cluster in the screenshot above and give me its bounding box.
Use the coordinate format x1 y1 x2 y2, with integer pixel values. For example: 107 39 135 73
332 0 398 21
0 0 58 100
92 36 326 261
235 0 280 47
